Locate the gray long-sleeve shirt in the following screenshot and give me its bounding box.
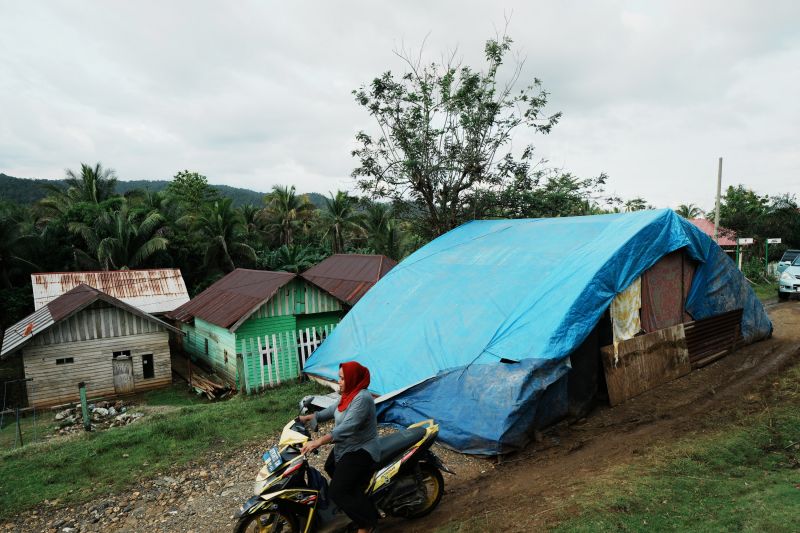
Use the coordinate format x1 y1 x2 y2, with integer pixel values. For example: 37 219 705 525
315 389 380 463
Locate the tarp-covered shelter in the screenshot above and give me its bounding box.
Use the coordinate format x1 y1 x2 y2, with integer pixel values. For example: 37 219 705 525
303 209 772 455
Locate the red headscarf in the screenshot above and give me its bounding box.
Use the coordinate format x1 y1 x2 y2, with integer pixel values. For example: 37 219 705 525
338 361 371 411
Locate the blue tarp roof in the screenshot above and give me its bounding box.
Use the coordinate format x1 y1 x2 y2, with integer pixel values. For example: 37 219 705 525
304 209 772 454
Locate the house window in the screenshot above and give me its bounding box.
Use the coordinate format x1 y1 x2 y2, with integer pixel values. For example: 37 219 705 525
142 354 154 379
204 338 209 355
113 350 131 358
56 357 74 365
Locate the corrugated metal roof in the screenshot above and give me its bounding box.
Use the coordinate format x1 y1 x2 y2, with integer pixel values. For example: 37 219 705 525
31 269 190 314
2 284 182 358
688 219 737 247
166 269 296 330
301 254 397 306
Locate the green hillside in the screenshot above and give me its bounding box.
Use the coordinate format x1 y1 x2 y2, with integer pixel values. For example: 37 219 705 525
0 173 327 208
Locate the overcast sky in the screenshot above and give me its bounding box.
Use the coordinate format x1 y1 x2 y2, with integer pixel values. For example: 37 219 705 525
1 1 798 210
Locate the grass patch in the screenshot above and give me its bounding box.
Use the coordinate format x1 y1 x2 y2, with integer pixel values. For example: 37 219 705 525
0 380 324 519
439 363 800 533
751 281 778 303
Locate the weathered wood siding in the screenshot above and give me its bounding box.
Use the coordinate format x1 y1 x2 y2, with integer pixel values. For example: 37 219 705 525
29 304 162 346
180 318 237 383
22 331 171 408
302 282 343 314
601 324 691 406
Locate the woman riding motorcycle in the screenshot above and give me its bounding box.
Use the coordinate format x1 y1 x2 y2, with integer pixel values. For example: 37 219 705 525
299 361 379 533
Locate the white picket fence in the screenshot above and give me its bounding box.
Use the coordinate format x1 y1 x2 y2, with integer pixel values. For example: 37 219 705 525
251 324 335 390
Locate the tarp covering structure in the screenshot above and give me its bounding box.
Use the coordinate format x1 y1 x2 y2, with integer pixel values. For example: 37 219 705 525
303 209 772 455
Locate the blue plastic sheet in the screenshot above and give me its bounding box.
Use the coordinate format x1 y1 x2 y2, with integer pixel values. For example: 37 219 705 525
304 209 772 454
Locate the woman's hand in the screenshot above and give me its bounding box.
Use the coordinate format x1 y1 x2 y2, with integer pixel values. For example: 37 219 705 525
298 414 315 424
300 438 320 455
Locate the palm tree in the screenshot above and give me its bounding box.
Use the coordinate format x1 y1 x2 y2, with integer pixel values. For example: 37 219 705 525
258 185 314 246
69 206 168 270
42 162 118 208
675 203 704 219
266 244 323 273
0 212 41 287
360 202 404 259
238 203 265 247
320 191 363 254
193 198 256 272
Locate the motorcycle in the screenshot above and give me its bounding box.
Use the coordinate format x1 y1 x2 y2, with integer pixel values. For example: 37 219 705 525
233 415 453 532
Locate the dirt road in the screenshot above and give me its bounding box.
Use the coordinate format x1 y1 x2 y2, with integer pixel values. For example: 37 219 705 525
2 302 798 533
390 301 800 532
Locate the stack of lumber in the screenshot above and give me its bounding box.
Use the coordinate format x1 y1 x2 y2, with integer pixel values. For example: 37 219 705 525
171 353 232 400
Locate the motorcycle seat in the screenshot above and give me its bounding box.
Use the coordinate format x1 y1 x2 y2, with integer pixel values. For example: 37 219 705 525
376 427 427 465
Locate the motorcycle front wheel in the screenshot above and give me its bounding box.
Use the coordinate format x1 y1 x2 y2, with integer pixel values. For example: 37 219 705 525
405 463 445 519
234 506 299 533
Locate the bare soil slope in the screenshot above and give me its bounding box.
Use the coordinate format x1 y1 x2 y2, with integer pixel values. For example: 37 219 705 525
392 302 800 532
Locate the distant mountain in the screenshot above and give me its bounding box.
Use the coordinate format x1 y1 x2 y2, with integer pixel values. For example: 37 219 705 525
0 173 328 208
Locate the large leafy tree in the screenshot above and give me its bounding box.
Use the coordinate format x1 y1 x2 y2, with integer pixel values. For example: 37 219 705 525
352 35 562 238
69 206 168 270
166 170 219 213
320 191 362 254
259 185 314 246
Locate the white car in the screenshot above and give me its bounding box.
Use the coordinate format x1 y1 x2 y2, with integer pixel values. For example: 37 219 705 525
779 256 800 301
778 249 800 274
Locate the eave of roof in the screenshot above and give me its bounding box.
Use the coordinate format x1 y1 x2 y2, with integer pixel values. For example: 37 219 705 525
301 254 397 305
166 269 297 330
2 284 183 358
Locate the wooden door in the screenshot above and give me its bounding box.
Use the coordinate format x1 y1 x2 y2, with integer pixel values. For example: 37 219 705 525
113 356 135 394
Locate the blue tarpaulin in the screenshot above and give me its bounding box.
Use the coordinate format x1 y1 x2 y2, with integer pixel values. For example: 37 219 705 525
303 209 772 454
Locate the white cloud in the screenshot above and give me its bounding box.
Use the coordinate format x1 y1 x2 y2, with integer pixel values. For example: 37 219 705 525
0 0 797 206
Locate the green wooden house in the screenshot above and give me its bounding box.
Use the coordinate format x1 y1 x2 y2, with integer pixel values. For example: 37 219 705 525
167 269 345 392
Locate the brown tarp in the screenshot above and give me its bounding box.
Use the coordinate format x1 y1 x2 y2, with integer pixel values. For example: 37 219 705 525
640 249 696 332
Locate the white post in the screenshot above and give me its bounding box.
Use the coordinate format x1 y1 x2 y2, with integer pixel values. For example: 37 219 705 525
714 157 723 243
257 336 266 390
272 333 281 385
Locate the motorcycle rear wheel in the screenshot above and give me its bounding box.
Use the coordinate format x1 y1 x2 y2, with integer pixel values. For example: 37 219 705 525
405 463 445 519
234 507 299 533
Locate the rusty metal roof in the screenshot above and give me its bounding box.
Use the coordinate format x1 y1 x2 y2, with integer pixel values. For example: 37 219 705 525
166 269 296 330
687 219 737 247
31 269 190 314
2 284 182 358
301 254 397 306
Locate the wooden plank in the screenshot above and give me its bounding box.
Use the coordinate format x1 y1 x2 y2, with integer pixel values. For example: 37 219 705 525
272 333 281 385
257 336 266 390
601 323 691 406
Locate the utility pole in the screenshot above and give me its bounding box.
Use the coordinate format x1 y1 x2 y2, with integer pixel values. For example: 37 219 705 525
713 157 723 243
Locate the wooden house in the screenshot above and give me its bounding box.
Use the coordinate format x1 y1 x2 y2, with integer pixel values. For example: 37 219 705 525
0 284 182 408
166 269 347 393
